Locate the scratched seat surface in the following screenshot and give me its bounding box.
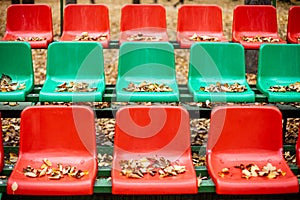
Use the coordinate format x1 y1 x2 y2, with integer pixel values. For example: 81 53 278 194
207 106 299 194
116 42 179 102
60 4 110 48
257 44 300 102
188 42 254 102
3 4 53 49
287 6 300 44
119 4 168 44
0 42 34 101
232 5 285 49
112 106 198 194
177 4 228 48
39 42 105 102
6 106 97 195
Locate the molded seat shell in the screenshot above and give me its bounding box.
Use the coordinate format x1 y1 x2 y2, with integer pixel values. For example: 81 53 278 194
119 4 168 44
60 4 110 48
116 42 179 102
112 106 198 194
7 106 97 195
287 6 300 44
0 42 34 101
207 106 299 194
257 44 300 102
188 43 254 102
232 5 285 49
39 42 105 102
177 5 228 48
3 4 53 49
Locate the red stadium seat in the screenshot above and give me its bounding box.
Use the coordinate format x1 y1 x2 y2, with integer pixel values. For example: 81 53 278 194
7 106 97 195
207 106 299 194
177 5 228 48
60 4 110 48
119 4 168 44
112 106 197 195
232 5 285 49
287 6 300 44
3 4 53 49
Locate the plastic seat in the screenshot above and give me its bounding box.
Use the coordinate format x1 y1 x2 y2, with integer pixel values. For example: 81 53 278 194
0 113 4 172
207 106 299 194
257 44 300 102
60 4 110 48
119 4 168 44
287 6 300 44
116 42 179 102
232 5 285 50
7 106 97 195
3 4 53 49
177 5 228 48
112 106 197 195
39 42 105 102
0 42 34 101
188 43 254 102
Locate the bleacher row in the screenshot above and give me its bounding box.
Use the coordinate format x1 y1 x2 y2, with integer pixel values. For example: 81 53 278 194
2 4 300 49
0 41 299 103
0 2 300 199
0 104 299 196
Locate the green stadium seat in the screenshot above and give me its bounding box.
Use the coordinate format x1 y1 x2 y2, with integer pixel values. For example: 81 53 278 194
188 43 254 102
116 42 179 102
39 42 105 102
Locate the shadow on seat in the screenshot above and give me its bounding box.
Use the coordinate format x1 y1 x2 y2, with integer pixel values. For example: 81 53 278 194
0 42 34 101
287 6 300 44
60 4 110 48
39 42 105 102
116 42 179 102
206 106 299 194
7 106 97 195
3 4 53 49
177 4 228 48
188 43 254 102
257 44 300 102
232 5 285 50
119 4 168 44
112 106 197 194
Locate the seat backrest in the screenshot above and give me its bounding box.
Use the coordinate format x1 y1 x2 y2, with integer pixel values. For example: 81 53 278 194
207 106 282 153
6 4 52 32
63 4 109 32
232 5 278 35
118 42 175 80
287 6 300 42
46 42 104 79
0 42 33 79
177 5 223 33
114 106 190 156
19 106 96 156
120 4 166 31
189 43 246 83
257 44 300 83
